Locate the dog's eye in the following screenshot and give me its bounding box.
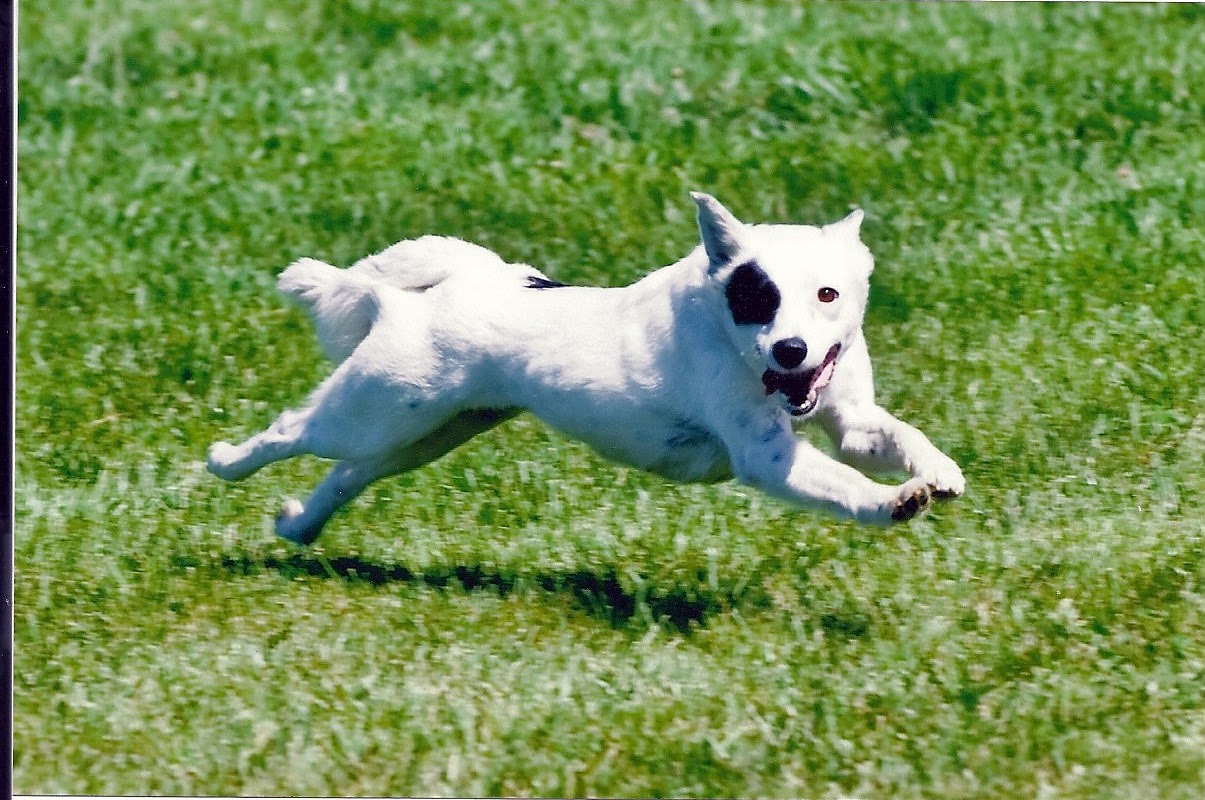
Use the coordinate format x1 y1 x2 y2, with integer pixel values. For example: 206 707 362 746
817 287 839 303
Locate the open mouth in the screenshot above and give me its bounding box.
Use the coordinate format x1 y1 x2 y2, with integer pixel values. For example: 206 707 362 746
761 344 841 416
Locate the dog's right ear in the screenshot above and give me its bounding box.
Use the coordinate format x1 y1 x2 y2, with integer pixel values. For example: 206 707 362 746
691 192 745 271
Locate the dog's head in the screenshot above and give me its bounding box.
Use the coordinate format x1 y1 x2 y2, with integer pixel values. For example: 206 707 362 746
692 192 873 417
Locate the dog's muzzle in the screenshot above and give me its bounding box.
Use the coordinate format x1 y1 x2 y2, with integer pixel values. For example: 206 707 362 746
762 343 841 416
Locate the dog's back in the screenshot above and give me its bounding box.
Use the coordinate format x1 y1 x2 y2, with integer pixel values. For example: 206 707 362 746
278 235 557 364
348 235 507 290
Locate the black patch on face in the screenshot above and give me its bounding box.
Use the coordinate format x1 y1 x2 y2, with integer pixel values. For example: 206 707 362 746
525 275 567 289
725 261 780 326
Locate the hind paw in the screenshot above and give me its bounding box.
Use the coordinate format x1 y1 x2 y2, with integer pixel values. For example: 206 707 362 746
275 498 317 544
277 497 304 522
207 441 251 481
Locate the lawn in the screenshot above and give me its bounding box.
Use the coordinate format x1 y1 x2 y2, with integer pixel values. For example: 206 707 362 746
14 1 1205 797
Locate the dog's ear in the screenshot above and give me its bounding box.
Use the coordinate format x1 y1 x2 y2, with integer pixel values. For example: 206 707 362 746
827 209 874 277
825 209 865 240
691 192 745 270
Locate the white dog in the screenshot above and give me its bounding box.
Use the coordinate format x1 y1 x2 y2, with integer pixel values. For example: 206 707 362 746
208 193 964 544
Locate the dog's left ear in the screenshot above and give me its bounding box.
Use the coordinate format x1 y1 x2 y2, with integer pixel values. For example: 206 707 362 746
691 192 746 271
825 209 865 240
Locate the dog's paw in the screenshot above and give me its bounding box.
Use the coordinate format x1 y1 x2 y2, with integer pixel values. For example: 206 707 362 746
275 497 304 532
277 497 304 521
275 498 320 545
889 478 933 522
912 453 965 501
207 441 248 481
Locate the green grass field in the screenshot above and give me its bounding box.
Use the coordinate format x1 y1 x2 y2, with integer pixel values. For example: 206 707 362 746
14 1 1205 797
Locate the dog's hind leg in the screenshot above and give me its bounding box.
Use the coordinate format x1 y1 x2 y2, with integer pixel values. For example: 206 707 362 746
275 408 519 544
274 455 400 545
208 356 463 483
207 407 313 482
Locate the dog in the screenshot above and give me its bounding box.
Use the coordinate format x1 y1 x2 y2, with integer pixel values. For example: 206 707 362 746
208 193 965 544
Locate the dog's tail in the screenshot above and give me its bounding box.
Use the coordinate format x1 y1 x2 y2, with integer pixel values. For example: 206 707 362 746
277 258 382 364
278 236 516 363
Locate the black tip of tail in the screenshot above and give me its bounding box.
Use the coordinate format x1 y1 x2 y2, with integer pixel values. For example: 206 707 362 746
524 275 568 290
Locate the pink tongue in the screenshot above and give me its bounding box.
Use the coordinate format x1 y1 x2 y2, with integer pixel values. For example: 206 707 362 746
813 357 837 393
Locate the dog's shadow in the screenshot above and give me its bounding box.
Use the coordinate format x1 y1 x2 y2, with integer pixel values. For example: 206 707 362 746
217 550 731 632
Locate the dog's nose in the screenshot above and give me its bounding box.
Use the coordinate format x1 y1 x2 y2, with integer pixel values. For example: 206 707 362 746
771 337 808 370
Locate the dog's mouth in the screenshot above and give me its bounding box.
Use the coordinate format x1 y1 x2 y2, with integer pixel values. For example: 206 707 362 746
762 344 841 417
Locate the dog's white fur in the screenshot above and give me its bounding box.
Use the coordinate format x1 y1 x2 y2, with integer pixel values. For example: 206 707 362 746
208 194 964 543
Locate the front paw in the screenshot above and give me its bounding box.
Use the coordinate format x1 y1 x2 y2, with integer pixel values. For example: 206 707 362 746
913 453 965 501
890 477 933 522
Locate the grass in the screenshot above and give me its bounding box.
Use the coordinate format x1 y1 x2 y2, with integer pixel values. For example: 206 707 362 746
14 1 1205 797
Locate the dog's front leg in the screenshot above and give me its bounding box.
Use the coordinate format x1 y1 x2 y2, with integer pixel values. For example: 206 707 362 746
727 415 937 524
818 402 965 500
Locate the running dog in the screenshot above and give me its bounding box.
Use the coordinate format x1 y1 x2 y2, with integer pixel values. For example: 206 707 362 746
208 193 965 543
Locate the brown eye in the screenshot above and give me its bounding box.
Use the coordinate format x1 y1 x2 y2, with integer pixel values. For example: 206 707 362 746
818 287 839 303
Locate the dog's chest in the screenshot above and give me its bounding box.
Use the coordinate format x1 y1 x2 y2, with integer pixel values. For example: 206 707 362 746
552 404 730 483
640 418 731 482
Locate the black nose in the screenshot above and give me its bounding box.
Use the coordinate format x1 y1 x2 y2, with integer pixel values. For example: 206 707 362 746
771 337 808 370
